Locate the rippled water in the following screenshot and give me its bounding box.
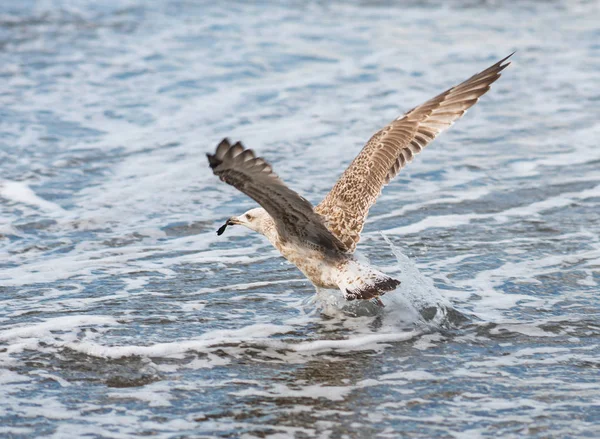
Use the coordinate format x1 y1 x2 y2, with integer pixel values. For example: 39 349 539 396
1 1 599 437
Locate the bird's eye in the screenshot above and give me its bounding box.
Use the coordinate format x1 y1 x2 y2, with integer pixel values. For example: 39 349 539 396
245 214 253 221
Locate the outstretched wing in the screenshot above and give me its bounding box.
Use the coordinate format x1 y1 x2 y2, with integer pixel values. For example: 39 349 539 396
315 54 513 252
207 138 345 252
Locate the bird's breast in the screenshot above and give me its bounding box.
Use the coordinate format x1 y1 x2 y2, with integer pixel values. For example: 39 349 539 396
274 240 341 288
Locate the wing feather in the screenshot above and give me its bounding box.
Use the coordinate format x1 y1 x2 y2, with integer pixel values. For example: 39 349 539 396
316 54 513 252
207 139 345 252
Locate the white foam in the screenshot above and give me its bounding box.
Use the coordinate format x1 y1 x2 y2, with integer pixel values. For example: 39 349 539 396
0 180 65 213
108 381 175 407
384 213 480 236
380 183 600 235
380 370 437 381
231 383 352 401
0 315 118 342
65 324 294 359
369 186 491 223
292 330 420 353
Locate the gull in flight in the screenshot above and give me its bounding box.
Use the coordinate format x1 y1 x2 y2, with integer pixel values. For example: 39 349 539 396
208 54 512 304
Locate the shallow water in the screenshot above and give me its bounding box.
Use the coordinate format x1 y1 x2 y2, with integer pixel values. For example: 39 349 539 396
1 1 599 438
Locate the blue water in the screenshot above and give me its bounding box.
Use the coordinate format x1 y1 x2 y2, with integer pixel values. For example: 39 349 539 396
1 1 599 438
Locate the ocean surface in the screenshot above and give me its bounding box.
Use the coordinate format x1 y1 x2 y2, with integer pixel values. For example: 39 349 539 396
1 1 599 438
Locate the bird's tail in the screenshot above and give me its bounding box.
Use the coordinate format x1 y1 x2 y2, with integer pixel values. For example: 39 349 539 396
335 260 400 301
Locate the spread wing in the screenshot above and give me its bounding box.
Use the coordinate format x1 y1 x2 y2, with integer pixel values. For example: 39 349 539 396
207 138 345 252
315 53 513 252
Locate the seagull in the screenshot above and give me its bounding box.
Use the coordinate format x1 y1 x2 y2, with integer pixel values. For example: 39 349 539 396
207 54 512 304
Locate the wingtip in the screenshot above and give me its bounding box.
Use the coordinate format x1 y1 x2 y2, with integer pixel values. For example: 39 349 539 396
497 51 516 71
206 152 222 169
218 137 231 148
208 137 235 169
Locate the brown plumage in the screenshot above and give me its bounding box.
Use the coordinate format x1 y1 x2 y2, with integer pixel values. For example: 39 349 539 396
207 54 512 301
315 53 513 252
207 139 346 253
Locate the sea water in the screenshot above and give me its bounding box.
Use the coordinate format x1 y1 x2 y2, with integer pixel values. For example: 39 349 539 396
1 1 599 437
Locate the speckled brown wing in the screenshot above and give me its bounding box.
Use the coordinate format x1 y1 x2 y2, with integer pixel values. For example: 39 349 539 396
207 138 346 252
315 54 513 252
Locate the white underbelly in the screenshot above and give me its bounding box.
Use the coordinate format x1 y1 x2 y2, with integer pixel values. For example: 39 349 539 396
276 242 340 288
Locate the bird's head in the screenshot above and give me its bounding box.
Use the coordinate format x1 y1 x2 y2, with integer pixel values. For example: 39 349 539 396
217 207 271 236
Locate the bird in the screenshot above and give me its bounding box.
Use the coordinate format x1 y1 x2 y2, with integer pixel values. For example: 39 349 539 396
207 54 512 304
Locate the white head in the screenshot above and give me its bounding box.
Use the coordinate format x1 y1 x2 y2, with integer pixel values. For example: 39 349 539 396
217 207 273 237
